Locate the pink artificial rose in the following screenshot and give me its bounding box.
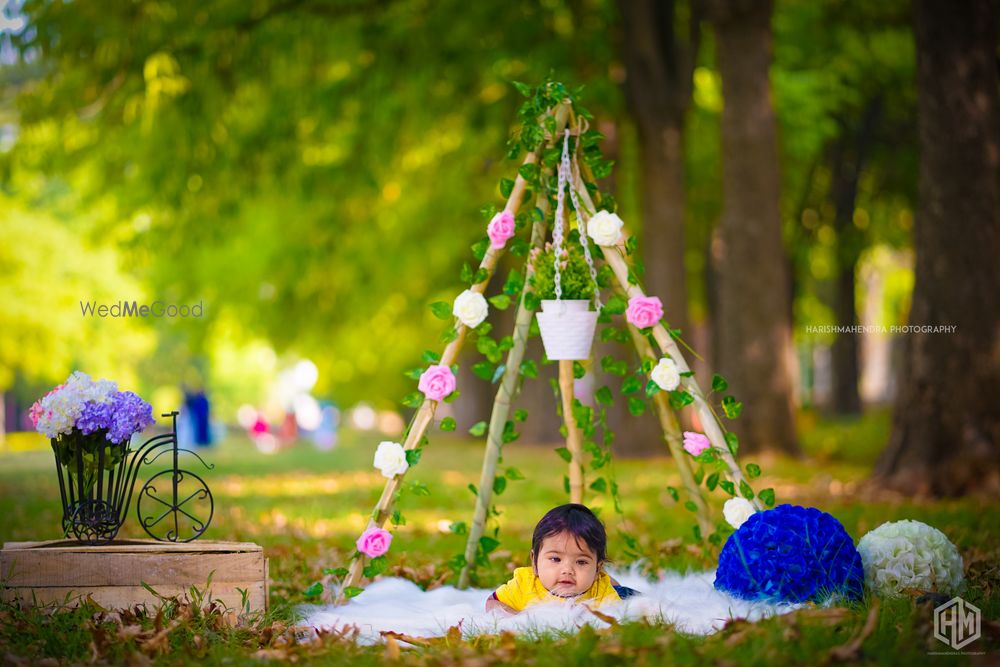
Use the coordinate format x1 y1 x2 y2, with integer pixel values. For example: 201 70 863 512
418 364 457 401
625 295 664 329
487 211 516 249
683 431 711 457
356 526 393 558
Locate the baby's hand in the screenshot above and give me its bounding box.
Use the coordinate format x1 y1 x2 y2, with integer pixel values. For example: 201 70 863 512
485 596 518 615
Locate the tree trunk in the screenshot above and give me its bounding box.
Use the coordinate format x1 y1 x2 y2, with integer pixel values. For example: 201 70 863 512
618 0 700 339
829 99 881 416
873 0 1000 496
709 0 800 454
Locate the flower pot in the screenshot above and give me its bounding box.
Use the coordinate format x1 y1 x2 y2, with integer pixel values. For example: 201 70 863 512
52 430 131 544
536 299 598 360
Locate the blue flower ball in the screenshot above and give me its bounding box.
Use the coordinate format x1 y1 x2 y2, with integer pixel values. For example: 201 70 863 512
714 504 864 604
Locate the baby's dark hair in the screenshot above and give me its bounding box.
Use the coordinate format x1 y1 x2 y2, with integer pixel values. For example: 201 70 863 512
530 503 607 564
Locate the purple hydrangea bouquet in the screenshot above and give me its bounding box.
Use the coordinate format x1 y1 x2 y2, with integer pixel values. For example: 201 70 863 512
31 371 155 498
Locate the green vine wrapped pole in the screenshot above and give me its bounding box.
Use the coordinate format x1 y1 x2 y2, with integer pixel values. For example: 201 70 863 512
558 359 586 504
622 317 712 535
336 102 571 603
573 179 762 511
457 103 572 589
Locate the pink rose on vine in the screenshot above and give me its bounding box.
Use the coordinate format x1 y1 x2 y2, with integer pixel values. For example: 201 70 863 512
625 295 663 329
418 364 457 401
487 211 515 249
356 526 392 558
683 431 711 456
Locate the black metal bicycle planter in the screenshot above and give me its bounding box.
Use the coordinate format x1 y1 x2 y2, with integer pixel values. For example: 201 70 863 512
51 411 214 545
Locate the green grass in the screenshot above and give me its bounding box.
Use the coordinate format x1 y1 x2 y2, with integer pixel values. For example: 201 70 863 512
1 417 997 665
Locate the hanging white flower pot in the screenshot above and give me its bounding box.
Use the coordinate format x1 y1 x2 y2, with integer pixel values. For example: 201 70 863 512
536 299 598 360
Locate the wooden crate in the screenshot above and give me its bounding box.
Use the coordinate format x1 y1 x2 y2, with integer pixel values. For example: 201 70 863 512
1 540 268 613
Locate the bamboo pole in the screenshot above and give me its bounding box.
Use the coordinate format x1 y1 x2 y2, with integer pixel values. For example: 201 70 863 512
456 102 573 589
558 359 585 504
622 319 713 536
337 102 572 603
572 174 762 511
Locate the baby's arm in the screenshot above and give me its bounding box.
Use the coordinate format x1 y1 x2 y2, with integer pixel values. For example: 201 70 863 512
485 592 518 615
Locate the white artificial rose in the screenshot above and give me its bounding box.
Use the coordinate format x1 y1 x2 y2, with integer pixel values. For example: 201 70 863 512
857 520 964 597
650 357 681 391
452 289 489 328
586 210 625 247
373 441 409 479
723 497 756 529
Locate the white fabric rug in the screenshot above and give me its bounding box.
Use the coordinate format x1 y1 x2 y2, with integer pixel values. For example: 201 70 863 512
300 568 802 644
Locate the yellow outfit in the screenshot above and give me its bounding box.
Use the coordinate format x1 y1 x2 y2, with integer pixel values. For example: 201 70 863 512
492 567 621 611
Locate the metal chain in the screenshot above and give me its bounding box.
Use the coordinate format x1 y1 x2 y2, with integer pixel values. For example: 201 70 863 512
551 132 569 302
560 130 603 311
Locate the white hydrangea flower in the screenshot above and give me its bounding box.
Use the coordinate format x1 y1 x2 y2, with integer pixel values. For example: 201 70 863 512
586 210 625 247
373 441 409 479
452 289 489 329
857 520 964 597
650 357 681 391
723 497 756 529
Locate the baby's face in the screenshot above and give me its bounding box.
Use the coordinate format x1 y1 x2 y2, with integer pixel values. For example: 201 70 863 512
532 530 600 597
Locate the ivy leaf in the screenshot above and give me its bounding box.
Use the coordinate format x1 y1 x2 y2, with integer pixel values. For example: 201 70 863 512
719 480 736 496
627 396 646 416
590 477 608 493
520 359 539 378
467 483 478 497
391 509 405 526
471 238 490 261
758 488 776 507
472 361 494 381
513 409 528 422
430 301 453 320
668 390 694 411
322 567 349 577
573 361 587 379
450 521 468 535
645 380 660 397
684 501 698 512
439 417 456 432
509 237 530 257
410 481 431 496
489 294 511 310
343 586 364 599
499 177 515 198
518 163 539 182
479 536 501 555
666 486 679 502
621 375 643 395
421 350 441 363
363 555 388 578
402 392 424 408
595 386 614 405
739 480 755 500
603 295 627 315
303 582 323 597
722 396 743 419
711 374 729 393
705 472 720 491
493 475 507 495
554 447 573 463
745 463 761 479
469 421 488 437
725 432 740 457
505 467 525 480
405 448 422 466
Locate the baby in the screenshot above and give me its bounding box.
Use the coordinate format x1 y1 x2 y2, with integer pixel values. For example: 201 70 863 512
486 503 638 613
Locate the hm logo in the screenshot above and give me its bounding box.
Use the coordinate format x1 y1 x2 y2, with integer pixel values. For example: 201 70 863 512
934 597 980 650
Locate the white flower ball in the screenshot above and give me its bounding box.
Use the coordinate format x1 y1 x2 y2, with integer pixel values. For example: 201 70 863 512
452 289 489 328
723 497 756 529
372 441 409 479
650 357 681 391
857 520 964 597
586 210 625 247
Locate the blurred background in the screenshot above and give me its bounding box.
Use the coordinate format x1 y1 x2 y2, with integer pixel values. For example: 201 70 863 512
0 0 997 497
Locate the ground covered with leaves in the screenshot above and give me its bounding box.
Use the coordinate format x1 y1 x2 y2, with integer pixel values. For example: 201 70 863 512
1 412 997 665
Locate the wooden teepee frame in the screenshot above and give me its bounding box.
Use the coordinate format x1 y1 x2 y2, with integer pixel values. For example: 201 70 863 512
337 94 760 602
